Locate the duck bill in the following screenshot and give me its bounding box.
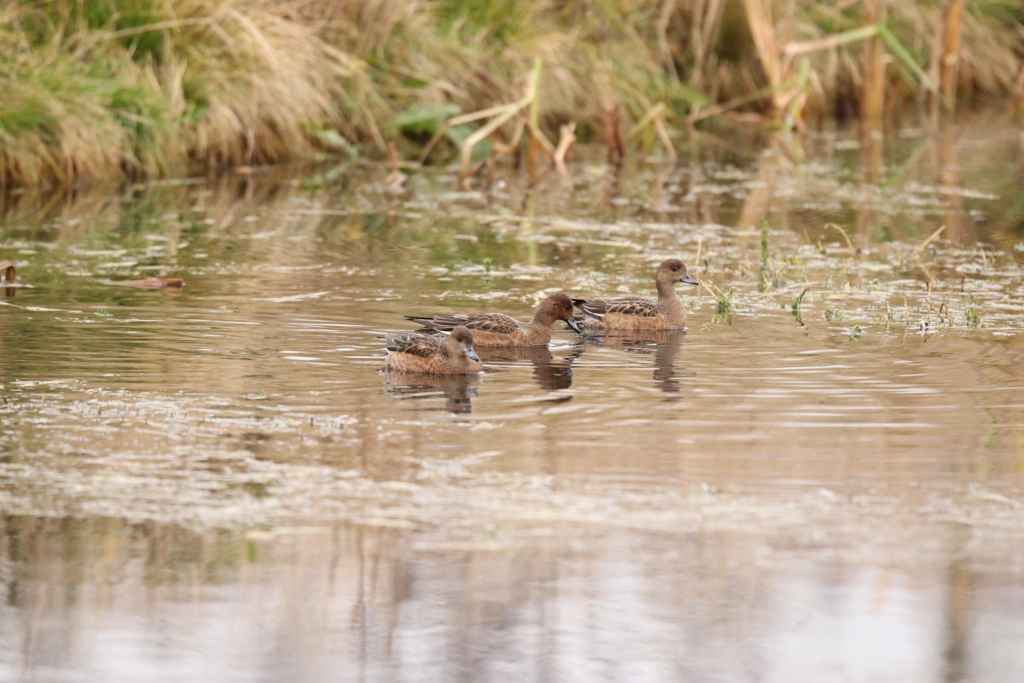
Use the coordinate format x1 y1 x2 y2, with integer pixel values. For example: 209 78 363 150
565 317 584 334
466 348 481 363
679 274 699 286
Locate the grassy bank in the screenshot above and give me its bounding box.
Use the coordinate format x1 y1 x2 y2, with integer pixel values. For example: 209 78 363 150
2 1 1022 188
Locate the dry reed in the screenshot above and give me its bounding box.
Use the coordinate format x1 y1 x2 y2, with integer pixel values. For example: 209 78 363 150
0 0 1020 188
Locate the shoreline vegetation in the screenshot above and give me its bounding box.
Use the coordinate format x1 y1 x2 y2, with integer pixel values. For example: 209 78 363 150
2 1 1022 189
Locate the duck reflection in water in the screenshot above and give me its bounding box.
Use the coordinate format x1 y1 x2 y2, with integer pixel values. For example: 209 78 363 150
477 344 583 392
383 372 479 414
584 330 687 395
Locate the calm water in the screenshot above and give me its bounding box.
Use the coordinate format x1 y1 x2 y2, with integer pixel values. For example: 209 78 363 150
2 119 1024 682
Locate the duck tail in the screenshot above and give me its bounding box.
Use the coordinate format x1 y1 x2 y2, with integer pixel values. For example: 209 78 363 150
403 315 437 330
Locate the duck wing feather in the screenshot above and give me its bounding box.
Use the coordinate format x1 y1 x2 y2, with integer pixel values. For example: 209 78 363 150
574 296 657 320
386 332 445 357
405 312 521 335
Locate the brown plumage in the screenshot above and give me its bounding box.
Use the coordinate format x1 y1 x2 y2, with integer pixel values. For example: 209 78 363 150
405 292 583 347
384 326 482 374
573 259 698 331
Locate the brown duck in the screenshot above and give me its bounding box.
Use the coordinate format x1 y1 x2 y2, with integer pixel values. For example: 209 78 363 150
573 259 698 331
405 292 583 347
384 326 482 374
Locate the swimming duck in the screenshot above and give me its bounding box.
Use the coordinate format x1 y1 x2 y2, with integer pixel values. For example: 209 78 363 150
573 259 698 331
405 292 583 347
384 326 481 374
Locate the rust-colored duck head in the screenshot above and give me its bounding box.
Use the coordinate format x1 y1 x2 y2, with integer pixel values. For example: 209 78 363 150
533 292 583 334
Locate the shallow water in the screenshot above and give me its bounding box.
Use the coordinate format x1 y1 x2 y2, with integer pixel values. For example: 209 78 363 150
2 119 1024 682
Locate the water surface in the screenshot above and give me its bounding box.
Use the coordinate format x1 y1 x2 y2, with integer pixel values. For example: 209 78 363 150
2 119 1024 682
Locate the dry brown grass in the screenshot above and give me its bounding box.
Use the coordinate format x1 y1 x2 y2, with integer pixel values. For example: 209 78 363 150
0 0 1021 188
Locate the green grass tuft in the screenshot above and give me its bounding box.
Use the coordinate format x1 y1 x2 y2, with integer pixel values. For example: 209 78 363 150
791 288 808 324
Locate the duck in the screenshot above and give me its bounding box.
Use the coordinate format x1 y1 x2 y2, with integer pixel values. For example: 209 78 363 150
405 292 583 347
384 325 481 374
572 259 698 331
